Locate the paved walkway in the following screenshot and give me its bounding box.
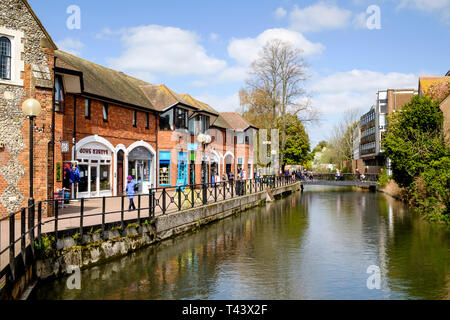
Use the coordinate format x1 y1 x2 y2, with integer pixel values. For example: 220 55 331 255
0 182 268 271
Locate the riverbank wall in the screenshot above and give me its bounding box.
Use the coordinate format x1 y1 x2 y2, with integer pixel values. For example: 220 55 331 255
2 182 301 300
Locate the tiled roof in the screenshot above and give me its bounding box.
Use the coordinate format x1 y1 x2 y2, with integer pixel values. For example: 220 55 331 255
211 114 232 129
55 50 155 110
180 94 218 115
419 76 450 95
140 85 195 112
219 112 258 131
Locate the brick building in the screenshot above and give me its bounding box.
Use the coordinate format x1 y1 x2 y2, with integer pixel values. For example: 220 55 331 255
418 75 450 146
54 50 158 198
0 0 259 217
0 0 57 216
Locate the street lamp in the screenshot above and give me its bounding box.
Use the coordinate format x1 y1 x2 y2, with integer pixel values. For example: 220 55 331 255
21 98 42 207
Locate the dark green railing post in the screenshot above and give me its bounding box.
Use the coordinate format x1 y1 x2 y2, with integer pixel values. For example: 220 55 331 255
190 185 195 208
121 195 125 229
21 208 26 261
37 201 42 245
9 213 15 280
101 197 106 236
223 182 226 201
178 189 182 211
162 188 167 215
54 200 59 240
80 198 84 238
138 194 141 224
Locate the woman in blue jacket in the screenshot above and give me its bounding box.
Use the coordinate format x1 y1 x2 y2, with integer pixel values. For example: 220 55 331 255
125 176 137 210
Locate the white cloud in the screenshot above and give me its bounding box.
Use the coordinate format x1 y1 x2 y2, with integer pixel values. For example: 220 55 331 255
396 0 450 23
289 3 353 32
56 38 84 56
309 70 418 113
274 7 287 19
107 25 227 77
228 28 325 66
195 92 240 112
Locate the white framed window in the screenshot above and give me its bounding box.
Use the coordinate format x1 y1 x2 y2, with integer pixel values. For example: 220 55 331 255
0 27 24 86
0 37 11 80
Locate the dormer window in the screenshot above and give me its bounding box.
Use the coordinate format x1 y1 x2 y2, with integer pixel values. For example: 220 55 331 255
54 75 65 113
0 37 11 80
160 109 173 131
199 115 210 134
174 108 188 129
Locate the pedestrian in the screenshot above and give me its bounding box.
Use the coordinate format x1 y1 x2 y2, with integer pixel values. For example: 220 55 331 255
356 168 361 182
125 176 137 211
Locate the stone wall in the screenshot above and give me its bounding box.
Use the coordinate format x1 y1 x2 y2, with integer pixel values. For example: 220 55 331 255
0 0 55 216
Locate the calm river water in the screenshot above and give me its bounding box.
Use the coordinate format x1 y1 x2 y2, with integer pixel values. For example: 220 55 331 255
32 186 450 300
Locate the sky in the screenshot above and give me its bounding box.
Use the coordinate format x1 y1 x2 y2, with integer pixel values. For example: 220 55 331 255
28 0 450 147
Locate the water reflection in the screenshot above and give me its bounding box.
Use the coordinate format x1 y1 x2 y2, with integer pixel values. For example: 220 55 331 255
33 186 449 300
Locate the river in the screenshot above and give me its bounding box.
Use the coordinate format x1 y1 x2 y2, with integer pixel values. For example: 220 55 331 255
32 186 450 300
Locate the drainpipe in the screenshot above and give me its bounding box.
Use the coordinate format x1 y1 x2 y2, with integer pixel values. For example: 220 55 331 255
71 95 77 199
51 56 56 200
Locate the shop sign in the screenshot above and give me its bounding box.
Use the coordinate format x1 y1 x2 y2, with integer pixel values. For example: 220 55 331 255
77 143 111 160
61 141 70 153
188 143 198 151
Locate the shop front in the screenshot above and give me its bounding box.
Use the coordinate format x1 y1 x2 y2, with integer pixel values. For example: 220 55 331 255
159 151 171 186
128 147 153 194
76 141 113 198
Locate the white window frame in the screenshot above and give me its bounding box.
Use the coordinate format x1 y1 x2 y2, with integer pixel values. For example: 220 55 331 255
0 27 24 87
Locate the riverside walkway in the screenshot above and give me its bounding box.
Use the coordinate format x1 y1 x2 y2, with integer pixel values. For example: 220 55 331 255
0 177 295 273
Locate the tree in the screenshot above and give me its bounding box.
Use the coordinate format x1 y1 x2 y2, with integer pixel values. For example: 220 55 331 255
325 109 360 169
383 95 449 222
276 114 310 165
241 39 316 166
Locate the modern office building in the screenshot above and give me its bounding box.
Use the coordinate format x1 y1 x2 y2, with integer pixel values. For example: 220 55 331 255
354 89 417 174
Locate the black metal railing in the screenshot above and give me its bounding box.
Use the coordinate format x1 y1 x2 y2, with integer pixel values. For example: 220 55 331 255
0 175 298 285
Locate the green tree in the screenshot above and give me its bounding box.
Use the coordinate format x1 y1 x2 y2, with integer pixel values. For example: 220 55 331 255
383 95 449 222
276 114 310 165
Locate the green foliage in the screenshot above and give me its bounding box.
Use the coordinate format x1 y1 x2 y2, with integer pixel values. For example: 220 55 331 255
34 234 56 259
72 233 81 241
383 95 449 222
276 114 311 165
377 170 391 188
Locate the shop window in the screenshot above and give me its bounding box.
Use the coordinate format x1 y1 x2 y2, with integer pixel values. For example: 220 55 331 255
85 99 91 119
188 117 196 135
100 165 110 191
103 103 108 122
159 151 171 186
174 108 188 129
159 110 173 131
55 75 65 113
0 37 11 80
199 115 210 134
78 165 89 193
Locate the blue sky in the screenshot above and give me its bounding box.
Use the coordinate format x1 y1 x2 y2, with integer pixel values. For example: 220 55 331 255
29 0 450 146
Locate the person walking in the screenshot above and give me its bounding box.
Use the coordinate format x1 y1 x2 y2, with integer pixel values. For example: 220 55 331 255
125 176 137 211
356 168 361 182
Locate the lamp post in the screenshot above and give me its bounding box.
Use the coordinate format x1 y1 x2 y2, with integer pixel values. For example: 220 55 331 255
21 98 42 208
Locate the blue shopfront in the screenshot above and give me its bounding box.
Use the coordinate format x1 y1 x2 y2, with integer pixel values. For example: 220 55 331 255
176 152 188 187
159 151 171 186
